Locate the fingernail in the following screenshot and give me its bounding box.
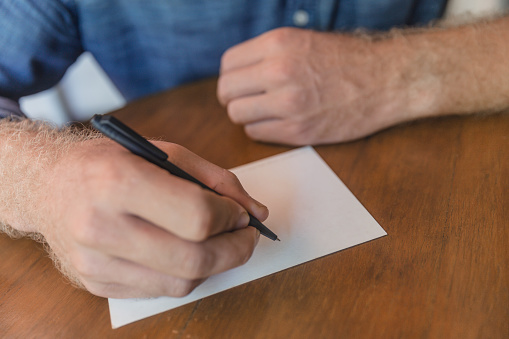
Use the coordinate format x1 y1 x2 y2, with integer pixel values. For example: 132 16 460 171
236 212 250 229
254 201 269 218
254 198 266 209
255 230 261 245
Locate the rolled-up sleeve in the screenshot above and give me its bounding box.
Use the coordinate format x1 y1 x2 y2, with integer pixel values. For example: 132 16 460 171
0 0 83 102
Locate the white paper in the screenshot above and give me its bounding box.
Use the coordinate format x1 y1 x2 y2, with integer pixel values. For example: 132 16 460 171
108 146 387 328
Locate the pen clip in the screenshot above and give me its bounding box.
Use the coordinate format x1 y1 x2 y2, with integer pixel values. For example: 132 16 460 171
91 115 168 161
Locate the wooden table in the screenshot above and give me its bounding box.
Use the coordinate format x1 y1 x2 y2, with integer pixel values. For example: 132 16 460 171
1 78 507 338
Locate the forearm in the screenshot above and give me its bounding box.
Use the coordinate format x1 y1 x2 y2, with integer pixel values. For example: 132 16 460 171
0 118 98 236
382 15 509 119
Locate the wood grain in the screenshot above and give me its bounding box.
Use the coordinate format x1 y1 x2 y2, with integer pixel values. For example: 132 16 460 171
1 78 507 338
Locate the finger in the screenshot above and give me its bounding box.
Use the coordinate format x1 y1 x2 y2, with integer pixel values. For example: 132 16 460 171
125 165 250 241
244 119 310 146
157 143 269 221
85 279 202 299
220 27 300 74
75 250 205 298
219 55 302 106
217 63 266 105
227 92 285 126
87 276 205 299
96 215 260 280
128 219 259 280
220 37 266 74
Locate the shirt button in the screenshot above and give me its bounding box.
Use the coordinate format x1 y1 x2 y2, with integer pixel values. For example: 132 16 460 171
293 10 310 27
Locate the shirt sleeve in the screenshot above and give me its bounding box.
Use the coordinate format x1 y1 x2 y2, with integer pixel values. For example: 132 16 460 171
0 0 83 102
0 97 26 119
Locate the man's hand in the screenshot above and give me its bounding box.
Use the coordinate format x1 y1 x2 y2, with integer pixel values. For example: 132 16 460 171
218 19 509 146
32 137 268 298
218 27 422 145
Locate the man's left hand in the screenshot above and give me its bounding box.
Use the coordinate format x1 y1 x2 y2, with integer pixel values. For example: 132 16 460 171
218 27 429 145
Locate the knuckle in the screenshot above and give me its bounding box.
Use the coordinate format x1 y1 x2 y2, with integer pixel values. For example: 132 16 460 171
179 246 210 278
187 197 214 241
242 250 255 266
218 168 241 188
239 244 256 266
162 279 197 298
266 58 297 84
266 27 296 48
240 231 258 264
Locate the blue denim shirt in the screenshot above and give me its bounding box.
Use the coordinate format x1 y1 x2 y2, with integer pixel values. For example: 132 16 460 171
0 0 446 106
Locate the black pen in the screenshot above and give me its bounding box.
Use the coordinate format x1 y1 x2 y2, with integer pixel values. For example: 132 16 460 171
91 115 280 241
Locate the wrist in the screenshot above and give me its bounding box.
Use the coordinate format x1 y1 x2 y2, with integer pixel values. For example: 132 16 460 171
0 119 100 235
369 32 443 123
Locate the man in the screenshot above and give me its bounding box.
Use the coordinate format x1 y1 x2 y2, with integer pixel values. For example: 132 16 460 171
1 1 508 298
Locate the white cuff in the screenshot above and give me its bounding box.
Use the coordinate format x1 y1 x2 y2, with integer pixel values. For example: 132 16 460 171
0 97 26 118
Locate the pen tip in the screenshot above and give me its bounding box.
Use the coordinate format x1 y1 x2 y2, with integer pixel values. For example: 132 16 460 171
276 237 281 242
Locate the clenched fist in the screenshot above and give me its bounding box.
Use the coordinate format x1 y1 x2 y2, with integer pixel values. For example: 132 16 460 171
218 27 433 145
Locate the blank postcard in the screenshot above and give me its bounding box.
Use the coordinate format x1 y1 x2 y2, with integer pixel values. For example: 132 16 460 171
108 146 387 328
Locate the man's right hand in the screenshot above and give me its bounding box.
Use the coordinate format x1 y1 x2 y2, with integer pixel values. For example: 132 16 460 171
33 138 268 298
